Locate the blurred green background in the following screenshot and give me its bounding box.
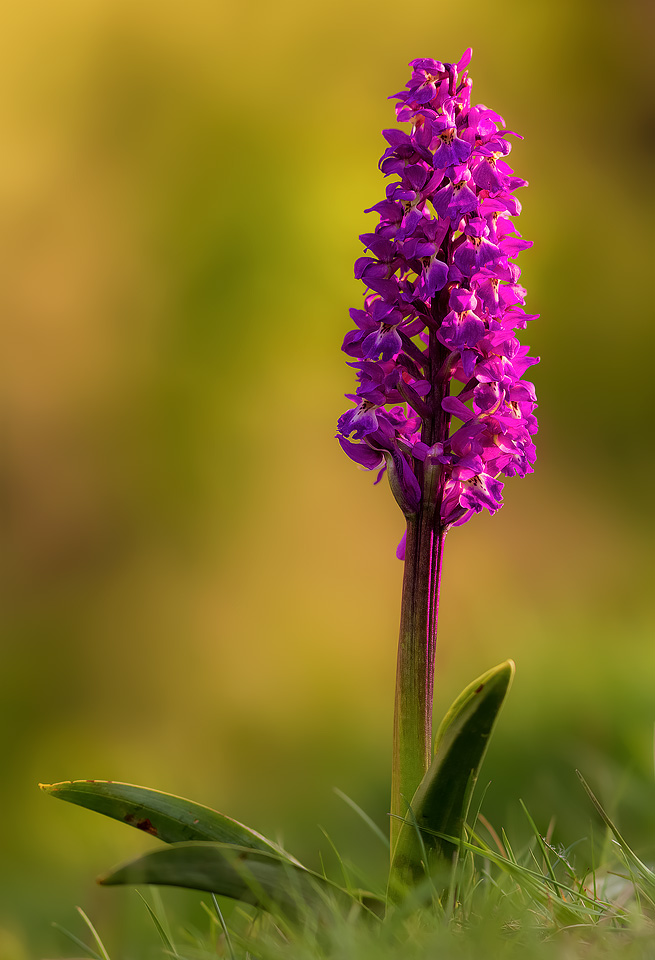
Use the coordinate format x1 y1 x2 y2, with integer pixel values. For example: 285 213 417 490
1 0 654 954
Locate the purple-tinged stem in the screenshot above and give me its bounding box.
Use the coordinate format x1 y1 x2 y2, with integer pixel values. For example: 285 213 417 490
390 290 450 853
391 513 445 852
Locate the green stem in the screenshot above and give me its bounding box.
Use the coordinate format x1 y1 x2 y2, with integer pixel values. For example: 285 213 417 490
390 281 450 855
390 513 445 853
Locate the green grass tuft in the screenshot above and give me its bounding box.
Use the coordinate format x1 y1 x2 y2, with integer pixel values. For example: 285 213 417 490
46 783 655 959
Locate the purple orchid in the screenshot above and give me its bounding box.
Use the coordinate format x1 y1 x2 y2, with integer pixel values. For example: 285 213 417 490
337 50 538 540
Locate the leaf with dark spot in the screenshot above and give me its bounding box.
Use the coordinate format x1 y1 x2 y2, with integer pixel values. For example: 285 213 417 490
40 780 301 864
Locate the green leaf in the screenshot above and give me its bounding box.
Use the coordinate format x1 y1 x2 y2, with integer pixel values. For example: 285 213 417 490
40 780 300 865
389 659 514 896
98 841 358 921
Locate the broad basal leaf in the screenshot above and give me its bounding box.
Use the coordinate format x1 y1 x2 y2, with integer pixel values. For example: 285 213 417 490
99 841 359 920
389 659 514 895
41 780 300 865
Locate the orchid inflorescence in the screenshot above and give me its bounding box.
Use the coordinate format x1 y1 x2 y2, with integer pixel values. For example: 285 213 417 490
337 49 538 544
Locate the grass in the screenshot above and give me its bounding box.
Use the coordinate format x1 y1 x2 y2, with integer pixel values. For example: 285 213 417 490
47 780 655 960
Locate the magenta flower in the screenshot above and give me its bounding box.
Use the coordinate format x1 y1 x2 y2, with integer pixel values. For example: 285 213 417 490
337 49 538 537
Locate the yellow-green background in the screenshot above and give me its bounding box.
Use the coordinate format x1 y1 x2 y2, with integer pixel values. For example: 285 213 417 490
1 0 653 954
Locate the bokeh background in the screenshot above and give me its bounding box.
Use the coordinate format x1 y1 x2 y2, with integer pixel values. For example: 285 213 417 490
1 0 654 954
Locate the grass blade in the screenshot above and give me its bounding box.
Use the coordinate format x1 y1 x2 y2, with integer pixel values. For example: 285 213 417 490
76 907 111 960
51 922 102 960
519 799 562 899
577 770 655 897
211 893 237 960
135 890 177 954
333 788 390 850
